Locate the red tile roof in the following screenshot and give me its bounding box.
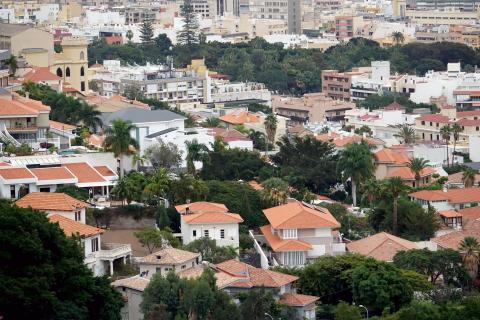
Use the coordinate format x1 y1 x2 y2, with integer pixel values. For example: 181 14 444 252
30 167 76 181
49 214 103 238
16 192 88 211
316 132 384 147
62 162 107 184
260 224 313 252
0 167 35 180
448 172 480 185
279 293 319 307
388 167 435 180
432 229 480 250
456 118 480 126
374 148 410 165
23 67 61 82
457 110 480 117
410 188 480 204
210 128 251 142
346 232 418 261
263 201 340 229
181 212 244 224
94 165 117 177
49 120 76 130
219 111 260 125
416 114 452 124
439 210 462 218
175 201 228 214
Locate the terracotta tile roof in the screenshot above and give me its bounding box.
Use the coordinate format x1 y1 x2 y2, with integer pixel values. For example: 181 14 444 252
30 167 76 181
62 162 107 184
219 111 260 125
458 206 480 230
23 67 61 82
20 98 51 112
209 128 251 142
388 167 435 180
346 232 418 262
383 102 405 110
16 192 88 211
112 276 150 292
49 120 76 130
457 110 480 117
453 90 480 95
416 114 452 124
137 248 200 265
216 259 299 288
448 172 480 185
87 134 104 147
0 167 35 180
175 201 228 214
263 201 340 229
279 293 319 307
432 229 480 250
374 148 410 165
94 165 117 177
178 265 242 289
181 212 244 224
439 210 463 218
0 99 40 116
260 225 313 252
409 188 480 204
316 132 384 147
456 118 480 126
49 214 103 238
0 162 10 166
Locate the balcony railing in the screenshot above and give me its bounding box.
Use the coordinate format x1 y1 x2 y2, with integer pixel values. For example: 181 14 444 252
97 243 132 260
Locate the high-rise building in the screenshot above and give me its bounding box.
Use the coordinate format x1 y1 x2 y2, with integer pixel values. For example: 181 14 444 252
249 0 302 34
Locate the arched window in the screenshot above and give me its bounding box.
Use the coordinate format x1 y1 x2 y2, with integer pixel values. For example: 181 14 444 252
56 68 62 77
80 66 85 77
80 51 85 60
81 81 85 92
65 67 70 77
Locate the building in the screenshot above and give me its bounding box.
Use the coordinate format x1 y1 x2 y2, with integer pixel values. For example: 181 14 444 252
410 187 480 211
175 201 244 248
249 0 302 34
432 206 480 249
136 247 200 279
346 232 418 262
406 9 479 26
48 213 131 276
16 192 88 223
209 127 253 150
254 201 345 267
321 68 369 101
316 131 385 151
334 15 364 41
350 61 391 101
448 171 480 188
272 93 355 125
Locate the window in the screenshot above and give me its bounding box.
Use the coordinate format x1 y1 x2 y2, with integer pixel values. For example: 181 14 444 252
181 265 186 269
421 121 425 125
91 237 99 252
39 187 50 192
10 185 15 199
65 67 70 77
80 66 85 77
156 267 162 275
80 51 85 60
192 230 197 237
75 211 81 221
220 229 225 239
204 229 209 237
81 81 85 91
56 68 63 77
283 229 297 239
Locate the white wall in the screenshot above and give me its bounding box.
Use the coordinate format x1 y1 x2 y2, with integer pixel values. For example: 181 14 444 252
470 136 480 162
181 220 240 248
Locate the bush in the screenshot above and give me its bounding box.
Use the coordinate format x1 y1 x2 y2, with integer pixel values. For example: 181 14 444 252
239 233 254 251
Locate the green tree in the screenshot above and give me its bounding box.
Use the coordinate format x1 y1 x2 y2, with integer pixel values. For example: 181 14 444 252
0 202 123 319
335 301 362 320
261 177 289 206
185 139 209 174
361 178 381 208
56 184 89 201
126 29 133 43
103 119 138 176
135 227 179 253
157 206 171 229
123 83 143 100
462 167 478 188
392 301 441 320
5 54 17 76
338 141 374 207
144 168 171 201
394 124 416 144
391 31 405 45
177 0 199 47
201 117 221 128
239 288 282 320
145 140 182 170
459 236 480 280
264 113 278 154
407 157 429 187
381 177 408 235
78 102 103 131
451 122 462 160
140 20 154 45
170 174 209 204
183 237 237 263
440 124 452 167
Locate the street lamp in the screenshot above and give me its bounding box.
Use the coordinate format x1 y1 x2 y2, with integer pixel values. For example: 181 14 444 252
359 305 369 319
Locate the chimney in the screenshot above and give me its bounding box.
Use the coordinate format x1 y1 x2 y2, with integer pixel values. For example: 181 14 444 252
442 184 448 193
185 206 190 215
25 92 30 100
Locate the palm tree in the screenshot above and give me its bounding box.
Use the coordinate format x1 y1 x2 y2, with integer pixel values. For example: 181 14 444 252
248 129 267 150
5 55 17 76
462 167 478 188
144 168 171 202
391 31 405 45
338 141 374 207
440 125 451 167
77 103 103 132
382 176 408 235
261 177 289 206
362 178 380 208
451 123 462 164
126 29 134 43
264 113 278 154
459 236 480 280
394 124 416 144
103 119 138 177
201 117 221 128
185 139 208 174
112 175 136 204
407 157 430 188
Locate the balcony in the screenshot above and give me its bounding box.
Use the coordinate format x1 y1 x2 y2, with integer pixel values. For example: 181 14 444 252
97 243 132 261
8 125 38 133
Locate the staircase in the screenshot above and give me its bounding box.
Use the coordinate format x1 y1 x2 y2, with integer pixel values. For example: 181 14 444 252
0 123 20 147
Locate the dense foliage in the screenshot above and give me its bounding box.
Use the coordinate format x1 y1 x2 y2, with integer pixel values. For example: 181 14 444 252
0 202 123 319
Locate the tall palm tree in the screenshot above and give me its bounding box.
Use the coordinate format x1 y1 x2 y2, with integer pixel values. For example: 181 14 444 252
338 141 374 207
459 236 480 280
394 124 416 144
264 113 278 154
407 157 430 187
440 125 451 167
261 177 289 206
391 31 405 45
462 167 478 188
362 178 380 209
112 175 136 204
144 168 171 202
185 139 208 174
103 119 138 177
451 123 462 164
382 176 408 235
77 103 103 132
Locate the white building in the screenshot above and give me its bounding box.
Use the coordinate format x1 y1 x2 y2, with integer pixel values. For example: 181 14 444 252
350 61 391 101
175 201 244 248
410 187 480 211
136 248 200 279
